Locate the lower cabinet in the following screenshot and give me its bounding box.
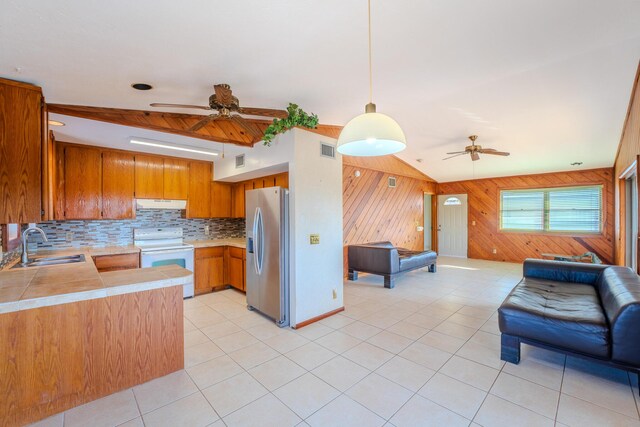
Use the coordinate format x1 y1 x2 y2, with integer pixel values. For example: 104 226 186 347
92 253 140 273
194 247 225 295
194 246 246 294
226 246 246 291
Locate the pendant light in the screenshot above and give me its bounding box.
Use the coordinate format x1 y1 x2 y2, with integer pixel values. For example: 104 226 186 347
337 0 406 157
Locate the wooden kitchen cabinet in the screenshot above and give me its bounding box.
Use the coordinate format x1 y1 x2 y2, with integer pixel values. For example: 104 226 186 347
274 172 289 189
92 253 140 272
102 151 135 219
163 158 189 200
227 247 246 291
194 247 225 295
187 161 212 218
211 181 232 217
134 154 164 199
0 78 44 223
63 145 102 219
231 183 245 218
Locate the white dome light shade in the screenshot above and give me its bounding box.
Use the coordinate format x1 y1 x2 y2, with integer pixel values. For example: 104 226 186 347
337 112 406 156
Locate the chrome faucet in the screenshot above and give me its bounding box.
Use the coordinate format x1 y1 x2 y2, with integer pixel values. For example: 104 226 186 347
21 226 48 264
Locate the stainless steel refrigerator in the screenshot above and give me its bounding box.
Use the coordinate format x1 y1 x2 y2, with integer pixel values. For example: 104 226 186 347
245 187 290 327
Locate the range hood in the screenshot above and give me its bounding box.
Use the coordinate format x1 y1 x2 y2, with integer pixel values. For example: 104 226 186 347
136 199 187 210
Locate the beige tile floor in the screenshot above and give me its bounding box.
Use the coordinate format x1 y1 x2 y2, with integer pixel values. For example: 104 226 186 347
31 257 640 427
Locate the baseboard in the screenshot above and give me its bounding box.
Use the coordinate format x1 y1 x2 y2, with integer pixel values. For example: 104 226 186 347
293 306 345 329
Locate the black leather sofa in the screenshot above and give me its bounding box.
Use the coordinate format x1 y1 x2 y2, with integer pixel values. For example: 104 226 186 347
347 241 437 288
499 259 640 388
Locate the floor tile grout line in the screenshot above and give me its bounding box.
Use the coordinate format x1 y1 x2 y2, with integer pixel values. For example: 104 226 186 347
553 355 567 423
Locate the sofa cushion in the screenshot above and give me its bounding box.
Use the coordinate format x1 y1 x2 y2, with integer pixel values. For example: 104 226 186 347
499 277 610 358
398 249 437 272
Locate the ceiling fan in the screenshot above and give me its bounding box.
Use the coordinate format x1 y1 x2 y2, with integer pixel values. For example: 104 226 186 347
150 83 288 138
443 135 510 161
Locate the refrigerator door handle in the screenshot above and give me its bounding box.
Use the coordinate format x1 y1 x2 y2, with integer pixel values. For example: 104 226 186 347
254 207 264 275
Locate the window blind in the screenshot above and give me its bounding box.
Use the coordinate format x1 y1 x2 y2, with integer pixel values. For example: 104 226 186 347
500 185 602 233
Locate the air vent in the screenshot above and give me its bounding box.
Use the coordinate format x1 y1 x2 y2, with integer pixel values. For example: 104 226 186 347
320 142 336 159
388 177 397 188
235 154 245 168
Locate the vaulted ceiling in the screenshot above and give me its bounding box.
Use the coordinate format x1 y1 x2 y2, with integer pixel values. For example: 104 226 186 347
2 0 639 181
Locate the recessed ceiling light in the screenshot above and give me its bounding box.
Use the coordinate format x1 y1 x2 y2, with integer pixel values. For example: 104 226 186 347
131 83 153 91
130 138 218 156
570 162 583 166
48 120 65 126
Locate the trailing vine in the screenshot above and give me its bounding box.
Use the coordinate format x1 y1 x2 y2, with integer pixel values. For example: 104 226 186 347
262 103 319 146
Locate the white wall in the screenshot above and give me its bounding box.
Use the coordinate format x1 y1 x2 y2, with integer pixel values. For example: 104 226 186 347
289 129 343 326
214 134 294 182
216 128 344 327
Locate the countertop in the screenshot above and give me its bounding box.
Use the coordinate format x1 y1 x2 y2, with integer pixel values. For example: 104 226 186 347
186 238 246 249
0 249 191 314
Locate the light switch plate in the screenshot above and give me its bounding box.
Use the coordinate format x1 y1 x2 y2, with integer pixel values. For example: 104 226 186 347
310 234 320 245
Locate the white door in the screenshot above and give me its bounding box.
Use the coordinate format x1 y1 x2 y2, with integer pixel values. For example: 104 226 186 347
437 194 468 257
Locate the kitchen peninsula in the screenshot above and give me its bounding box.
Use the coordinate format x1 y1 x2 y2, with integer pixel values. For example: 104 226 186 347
0 253 190 426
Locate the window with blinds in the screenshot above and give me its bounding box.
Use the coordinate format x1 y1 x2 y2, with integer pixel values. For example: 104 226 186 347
500 185 603 233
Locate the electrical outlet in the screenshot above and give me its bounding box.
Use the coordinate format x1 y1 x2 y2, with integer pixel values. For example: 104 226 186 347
66 232 73 242
492 248 497 254
332 289 337 299
310 234 320 245
472 220 476 226
205 225 210 236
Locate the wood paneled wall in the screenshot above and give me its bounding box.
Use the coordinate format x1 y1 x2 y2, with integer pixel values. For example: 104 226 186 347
343 156 436 274
0 286 183 427
613 62 640 266
437 168 615 264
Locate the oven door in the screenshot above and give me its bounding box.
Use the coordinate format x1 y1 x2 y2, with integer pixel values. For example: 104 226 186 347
140 248 195 298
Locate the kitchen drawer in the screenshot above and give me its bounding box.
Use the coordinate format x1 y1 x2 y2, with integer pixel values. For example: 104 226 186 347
229 246 245 259
93 253 140 272
195 246 225 259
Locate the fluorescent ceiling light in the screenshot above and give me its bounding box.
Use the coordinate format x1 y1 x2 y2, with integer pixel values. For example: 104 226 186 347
48 120 65 126
130 138 219 156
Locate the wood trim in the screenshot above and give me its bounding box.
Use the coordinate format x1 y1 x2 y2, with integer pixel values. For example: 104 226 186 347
614 60 640 165
293 307 345 329
0 77 42 92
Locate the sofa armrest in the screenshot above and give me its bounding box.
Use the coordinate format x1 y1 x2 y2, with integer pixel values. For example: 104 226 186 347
523 259 608 285
348 245 400 275
597 266 640 366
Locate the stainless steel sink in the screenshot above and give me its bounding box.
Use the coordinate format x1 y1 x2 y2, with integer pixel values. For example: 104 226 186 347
13 254 86 268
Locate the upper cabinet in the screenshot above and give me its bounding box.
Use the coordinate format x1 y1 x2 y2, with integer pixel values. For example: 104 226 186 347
230 172 288 218
163 158 189 200
63 145 102 219
134 155 164 199
102 151 135 219
211 182 231 218
0 78 45 223
187 161 212 218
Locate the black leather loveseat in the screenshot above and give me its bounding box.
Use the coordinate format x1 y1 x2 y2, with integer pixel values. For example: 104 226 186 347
347 241 437 288
499 259 640 387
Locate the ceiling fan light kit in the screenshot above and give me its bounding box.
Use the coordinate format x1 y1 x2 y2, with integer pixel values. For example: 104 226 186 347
337 0 406 157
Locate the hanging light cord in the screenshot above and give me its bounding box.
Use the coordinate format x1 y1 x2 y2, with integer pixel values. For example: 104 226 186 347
368 0 373 104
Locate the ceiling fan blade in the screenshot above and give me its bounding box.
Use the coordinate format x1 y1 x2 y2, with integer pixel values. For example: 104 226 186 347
190 114 218 132
471 152 480 161
442 152 468 160
445 151 467 155
150 103 211 110
480 149 510 156
229 114 262 139
214 84 234 105
237 106 288 119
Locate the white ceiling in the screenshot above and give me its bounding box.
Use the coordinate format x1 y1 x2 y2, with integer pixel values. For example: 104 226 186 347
2 0 639 182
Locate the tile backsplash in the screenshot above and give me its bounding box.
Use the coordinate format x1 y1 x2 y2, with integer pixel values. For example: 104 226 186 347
23 210 245 251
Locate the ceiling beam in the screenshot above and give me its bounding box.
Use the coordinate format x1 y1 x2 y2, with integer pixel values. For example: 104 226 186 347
47 104 257 147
